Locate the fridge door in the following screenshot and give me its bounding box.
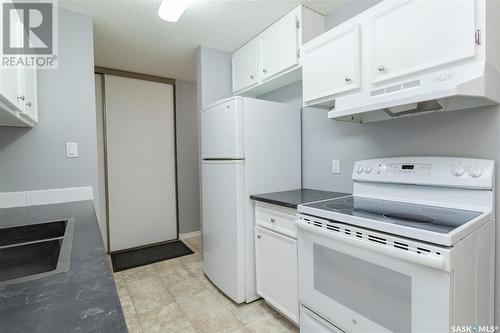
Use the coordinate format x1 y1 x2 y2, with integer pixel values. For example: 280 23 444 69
201 159 245 303
200 98 244 159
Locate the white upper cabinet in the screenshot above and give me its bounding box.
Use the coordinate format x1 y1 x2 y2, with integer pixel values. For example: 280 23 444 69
21 67 38 123
0 68 23 111
259 11 299 82
0 65 38 127
232 39 259 93
302 0 500 123
371 0 476 84
0 10 38 127
232 5 325 96
0 9 23 112
303 24 361 105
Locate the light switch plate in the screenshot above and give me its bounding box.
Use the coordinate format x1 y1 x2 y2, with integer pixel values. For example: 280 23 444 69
332 160 340 174
66 142 78 158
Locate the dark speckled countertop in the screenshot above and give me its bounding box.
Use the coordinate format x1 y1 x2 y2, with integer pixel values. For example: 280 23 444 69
250 189 349 209
0 200 127 333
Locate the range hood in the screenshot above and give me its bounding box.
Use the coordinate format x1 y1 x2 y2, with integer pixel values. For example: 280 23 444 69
301 0 500 123
329 63 500 123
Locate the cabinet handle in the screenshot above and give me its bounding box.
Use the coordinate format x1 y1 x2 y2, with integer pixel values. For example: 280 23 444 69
378 65 385 72
250 75 254 80
26 102 32 107
262 69 267 74
475 29 481 45
257 234 262 239
17 95 25 101
345 76 351 83
270 218 276 223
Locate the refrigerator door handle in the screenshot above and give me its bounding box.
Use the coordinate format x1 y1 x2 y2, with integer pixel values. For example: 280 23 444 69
202 158 245 161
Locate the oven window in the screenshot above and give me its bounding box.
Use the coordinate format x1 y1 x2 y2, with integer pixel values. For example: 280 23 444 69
313 244 411 333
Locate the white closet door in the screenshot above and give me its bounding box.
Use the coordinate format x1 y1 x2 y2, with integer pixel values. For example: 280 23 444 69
105 74 177 252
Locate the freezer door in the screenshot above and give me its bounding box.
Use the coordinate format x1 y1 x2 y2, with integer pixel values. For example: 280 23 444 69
200 98 244 159
201 160 245 303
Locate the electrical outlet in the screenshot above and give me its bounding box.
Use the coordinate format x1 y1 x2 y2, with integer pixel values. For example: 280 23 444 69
332 160 340 174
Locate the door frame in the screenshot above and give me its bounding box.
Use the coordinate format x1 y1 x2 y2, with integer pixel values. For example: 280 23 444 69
95 66 180 254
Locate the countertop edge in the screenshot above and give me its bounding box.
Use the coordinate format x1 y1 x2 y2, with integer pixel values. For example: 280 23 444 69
249 195 298 209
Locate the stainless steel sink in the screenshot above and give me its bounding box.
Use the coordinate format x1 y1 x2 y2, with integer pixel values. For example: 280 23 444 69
0 219 75 286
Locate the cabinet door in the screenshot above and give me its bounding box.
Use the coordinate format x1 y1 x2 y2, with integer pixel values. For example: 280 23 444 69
232 40 258 93
0 68 23 110
255 226 298 324
21 67 38 123
0 10 23 111
303 25 360 104
371 0 476 84
259 11 299 81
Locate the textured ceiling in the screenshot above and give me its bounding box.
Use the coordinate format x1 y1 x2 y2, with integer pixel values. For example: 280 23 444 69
55 0 342 81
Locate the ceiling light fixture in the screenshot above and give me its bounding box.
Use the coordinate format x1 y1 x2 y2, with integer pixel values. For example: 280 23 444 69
158 0 189 22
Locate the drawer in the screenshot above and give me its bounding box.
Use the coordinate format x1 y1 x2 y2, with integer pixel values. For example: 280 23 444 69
255 202 297 238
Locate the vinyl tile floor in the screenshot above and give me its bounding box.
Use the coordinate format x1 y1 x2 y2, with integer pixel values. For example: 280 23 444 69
113 236 299 333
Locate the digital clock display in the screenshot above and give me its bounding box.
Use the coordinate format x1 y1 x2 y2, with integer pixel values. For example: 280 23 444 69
402 165 414 170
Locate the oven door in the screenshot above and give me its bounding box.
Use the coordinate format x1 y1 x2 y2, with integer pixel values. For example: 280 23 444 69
297 219 451 333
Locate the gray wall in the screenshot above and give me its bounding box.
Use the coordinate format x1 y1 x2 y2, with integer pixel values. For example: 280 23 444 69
195 46 232 111
175 80 201 234
0 9 99 213
325 0 382 29
258 0 500 321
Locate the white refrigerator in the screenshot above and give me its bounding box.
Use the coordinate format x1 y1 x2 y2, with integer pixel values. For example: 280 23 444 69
200 96 301 303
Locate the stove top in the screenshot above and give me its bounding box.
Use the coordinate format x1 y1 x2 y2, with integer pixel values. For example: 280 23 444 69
301 196 482 234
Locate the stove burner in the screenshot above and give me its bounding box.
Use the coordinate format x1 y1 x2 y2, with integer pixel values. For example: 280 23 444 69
323 198 354 211
383 213 437 224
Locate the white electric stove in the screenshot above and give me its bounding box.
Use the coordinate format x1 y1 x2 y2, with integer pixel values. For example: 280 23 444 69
296 157 495 333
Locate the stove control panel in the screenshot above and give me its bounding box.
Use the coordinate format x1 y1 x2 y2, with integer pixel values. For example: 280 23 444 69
450 162 483 178
353 157 494 189
386 163 432 176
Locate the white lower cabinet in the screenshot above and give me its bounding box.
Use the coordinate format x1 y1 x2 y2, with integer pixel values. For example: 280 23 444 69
254 203 298 325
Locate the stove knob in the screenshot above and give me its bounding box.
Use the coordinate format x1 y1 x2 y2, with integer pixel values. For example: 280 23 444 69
365 165 373 174
356 165 364 174
453 166 465 177
469 167 483 178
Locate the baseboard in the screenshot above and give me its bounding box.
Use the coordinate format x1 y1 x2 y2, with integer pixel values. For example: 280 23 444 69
179 230 201 240
0 186 94 209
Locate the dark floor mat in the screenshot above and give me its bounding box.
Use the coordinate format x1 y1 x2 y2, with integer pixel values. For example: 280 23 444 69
111 240 194 272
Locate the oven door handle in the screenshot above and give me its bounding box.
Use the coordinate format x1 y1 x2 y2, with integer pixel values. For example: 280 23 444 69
296 221 446 271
